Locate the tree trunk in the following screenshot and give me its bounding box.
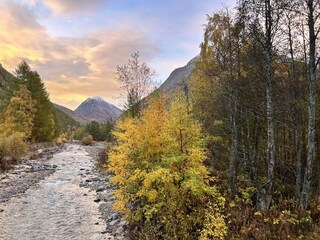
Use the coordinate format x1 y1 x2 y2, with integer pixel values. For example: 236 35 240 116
300 0 317 210
295 129 302 198
317 143 320 195
227 10 239 197
287 12 303 199
229 98 238 197
251 116 259 185
255 0 275 211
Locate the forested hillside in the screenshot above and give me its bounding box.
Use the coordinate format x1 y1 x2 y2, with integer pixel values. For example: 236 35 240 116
107 1 320 239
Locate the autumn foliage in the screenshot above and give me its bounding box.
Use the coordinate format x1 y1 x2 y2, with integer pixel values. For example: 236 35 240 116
109 94 227 239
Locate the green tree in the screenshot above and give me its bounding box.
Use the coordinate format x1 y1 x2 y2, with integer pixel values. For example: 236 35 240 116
86 121 101 141
15 61 59 142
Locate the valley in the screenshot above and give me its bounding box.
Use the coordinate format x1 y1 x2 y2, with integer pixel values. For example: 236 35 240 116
2 0 320 239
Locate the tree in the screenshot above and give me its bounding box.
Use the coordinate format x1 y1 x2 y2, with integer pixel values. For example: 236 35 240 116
191 11 246 197
86 121 101 141
240 0 286 211
109 94 227 239
15 61 59 142
74 121 114 142
300 0 320 210
117 52 156 118
0 84 36 140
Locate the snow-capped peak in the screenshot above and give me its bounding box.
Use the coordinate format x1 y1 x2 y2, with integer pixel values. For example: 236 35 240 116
91 96 105 102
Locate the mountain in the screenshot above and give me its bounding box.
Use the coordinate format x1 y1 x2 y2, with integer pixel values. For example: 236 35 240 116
75 96 122 123
53 103 91 125
54 107 80 132
0 63 15 91
159 56 198 94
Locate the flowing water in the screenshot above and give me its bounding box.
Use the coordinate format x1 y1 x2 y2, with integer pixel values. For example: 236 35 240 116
0 144 109 240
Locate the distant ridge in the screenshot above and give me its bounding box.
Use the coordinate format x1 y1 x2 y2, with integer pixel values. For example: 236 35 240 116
53 103 91 125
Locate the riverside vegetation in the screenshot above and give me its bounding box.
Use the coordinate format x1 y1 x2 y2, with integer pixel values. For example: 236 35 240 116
2 0 320 239
0 61 61 170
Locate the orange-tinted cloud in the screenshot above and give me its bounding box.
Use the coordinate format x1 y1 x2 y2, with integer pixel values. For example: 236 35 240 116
0 1 159 109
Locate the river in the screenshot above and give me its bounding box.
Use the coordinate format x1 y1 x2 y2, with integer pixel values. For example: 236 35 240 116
0 144 114 240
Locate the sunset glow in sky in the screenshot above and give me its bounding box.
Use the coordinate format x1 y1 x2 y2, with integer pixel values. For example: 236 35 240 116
0 0 235 109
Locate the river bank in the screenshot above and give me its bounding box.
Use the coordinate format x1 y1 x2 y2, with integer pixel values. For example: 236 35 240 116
0 143 127 240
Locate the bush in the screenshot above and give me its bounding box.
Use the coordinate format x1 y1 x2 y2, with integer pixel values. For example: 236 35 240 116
98 143 113 168
56 134 68 144
109 95 227 239
81 134 94 145
0 132 26 171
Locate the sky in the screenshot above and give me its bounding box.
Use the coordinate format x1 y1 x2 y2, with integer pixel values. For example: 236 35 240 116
0 0 236 110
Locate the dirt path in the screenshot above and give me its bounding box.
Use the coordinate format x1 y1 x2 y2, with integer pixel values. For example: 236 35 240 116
0 143 127 240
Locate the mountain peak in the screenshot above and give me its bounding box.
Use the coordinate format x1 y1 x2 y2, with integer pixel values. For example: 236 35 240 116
91 96 105 101
75 96 122 123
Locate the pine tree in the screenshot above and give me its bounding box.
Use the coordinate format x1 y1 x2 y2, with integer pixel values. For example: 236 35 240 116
15 61 59 142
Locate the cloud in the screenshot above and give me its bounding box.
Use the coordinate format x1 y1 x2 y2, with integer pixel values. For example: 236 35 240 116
32 0 107 15
0 1 159 109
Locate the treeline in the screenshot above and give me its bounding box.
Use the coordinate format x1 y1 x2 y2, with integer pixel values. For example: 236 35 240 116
108 0 320 239
74 120 113 142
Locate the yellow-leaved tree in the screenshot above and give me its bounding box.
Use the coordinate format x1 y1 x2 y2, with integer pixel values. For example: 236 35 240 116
0 84 35 167
109 93 227 239
0 84 36 140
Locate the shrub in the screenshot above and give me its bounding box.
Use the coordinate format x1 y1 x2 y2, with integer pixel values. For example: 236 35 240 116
98 142 113 168
56 134 68 144
0 132 26 170
81 134 94 145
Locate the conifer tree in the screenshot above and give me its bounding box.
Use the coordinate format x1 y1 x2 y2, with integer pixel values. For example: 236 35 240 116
15 61 59 142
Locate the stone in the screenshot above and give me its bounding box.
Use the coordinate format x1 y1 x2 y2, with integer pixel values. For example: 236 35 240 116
79 182 88 187
109 219 118 226
92 177 100 182
119 220 127 227
96 186 105 192
108 213 119 221
36 149 43 154
94 197 100 202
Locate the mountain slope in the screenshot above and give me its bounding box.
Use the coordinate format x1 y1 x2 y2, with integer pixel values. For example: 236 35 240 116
53 103 91 125
75 96 122 123
0 63 16 91
159 56 198 94
54 107 80 132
